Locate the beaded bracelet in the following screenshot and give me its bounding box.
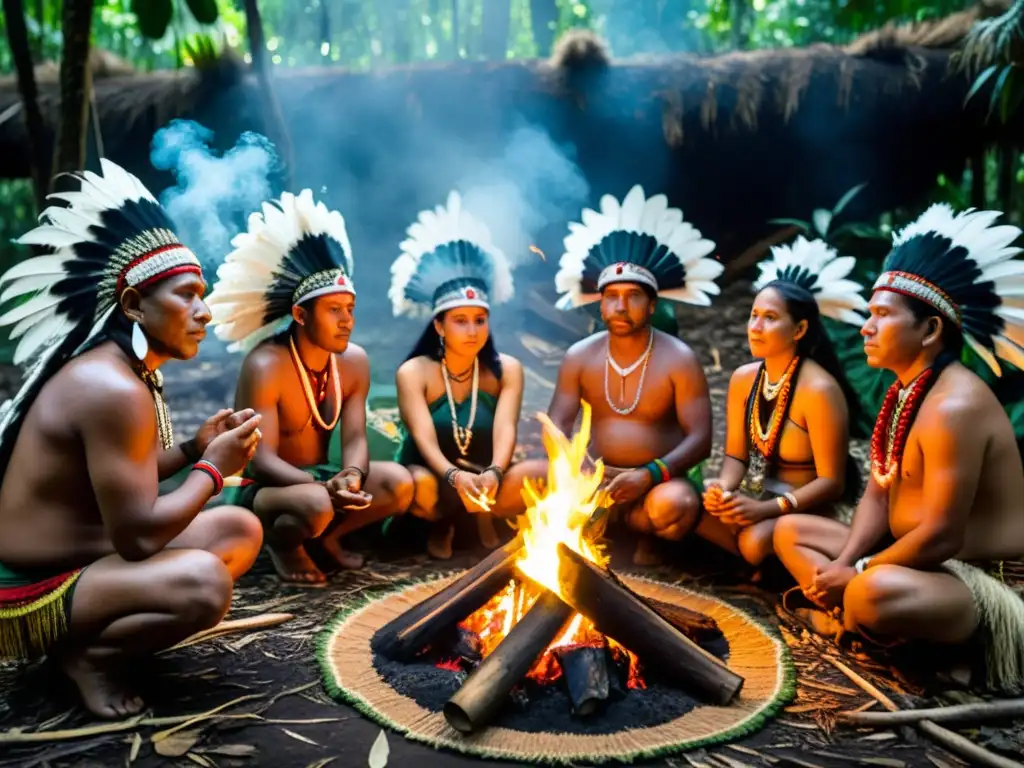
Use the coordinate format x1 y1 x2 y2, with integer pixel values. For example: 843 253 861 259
342 466 367 484
180 439 202 464
484 465 504 485
644 459 671 485
193 459 224 496
776 495 793 513
444 467 460 488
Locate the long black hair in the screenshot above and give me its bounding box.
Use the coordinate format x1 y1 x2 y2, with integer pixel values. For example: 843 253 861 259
758 279 865 502
404 310 503 380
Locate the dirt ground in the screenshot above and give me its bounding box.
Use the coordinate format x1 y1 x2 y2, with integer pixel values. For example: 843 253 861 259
1 281 1022 768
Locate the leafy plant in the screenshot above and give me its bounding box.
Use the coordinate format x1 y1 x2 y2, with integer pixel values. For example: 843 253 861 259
768 183 887 244
131 0 219 41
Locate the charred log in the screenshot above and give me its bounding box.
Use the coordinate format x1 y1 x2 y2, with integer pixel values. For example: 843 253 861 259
371 537 524 660
556 542 744 706
553 643 614 716
443 588 573 734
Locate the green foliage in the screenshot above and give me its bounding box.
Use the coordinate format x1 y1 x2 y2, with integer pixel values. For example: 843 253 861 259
184 0 219 26
131 0 174 41
768 183 891 254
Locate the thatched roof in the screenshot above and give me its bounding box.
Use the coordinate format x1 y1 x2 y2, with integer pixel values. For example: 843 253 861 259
0 1 1019 286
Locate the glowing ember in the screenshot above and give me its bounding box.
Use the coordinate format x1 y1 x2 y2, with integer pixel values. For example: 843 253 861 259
452 402 645 689
529 244 546 261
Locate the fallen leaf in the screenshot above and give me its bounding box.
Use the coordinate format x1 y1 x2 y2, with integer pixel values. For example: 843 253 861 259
153 730 201 758
858 732 898 741
368 729 389 768
926 752 965 768
187 754 216 767
129 732 142 763
200 743 257 756
305 758 338 768
282 728 322 747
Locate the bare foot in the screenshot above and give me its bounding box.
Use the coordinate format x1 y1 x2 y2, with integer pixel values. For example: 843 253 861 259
632 536 663 566
61 653 145 719
321 534 366 570
266 544 327 587
476 513 500 549
428 523 455 560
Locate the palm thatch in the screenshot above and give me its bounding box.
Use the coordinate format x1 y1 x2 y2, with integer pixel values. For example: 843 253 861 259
0 1 1018 287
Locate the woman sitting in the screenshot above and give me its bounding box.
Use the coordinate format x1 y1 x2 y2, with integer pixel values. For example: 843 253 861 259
391 191 536 559
700 237 867 567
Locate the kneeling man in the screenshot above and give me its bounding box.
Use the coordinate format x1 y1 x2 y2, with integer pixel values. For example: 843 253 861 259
774 204 1024 692
0 160 264 718
207 190 414 585
550 185 724 563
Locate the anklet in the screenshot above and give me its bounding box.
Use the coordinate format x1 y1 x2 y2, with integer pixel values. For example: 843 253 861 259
193 460 224 495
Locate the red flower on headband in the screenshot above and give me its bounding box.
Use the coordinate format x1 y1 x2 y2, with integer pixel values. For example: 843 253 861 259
465 288 476 299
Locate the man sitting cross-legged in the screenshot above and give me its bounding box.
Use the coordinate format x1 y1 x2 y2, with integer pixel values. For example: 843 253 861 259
0 160 264 719
774 204 1024 692
548 185 724 564
206 190 414 585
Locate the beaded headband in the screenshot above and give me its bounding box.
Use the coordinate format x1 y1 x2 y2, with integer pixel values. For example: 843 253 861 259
872 270 961 328
112 230 202 298
433 282 489 316
292 268 356 305
597 262 659 292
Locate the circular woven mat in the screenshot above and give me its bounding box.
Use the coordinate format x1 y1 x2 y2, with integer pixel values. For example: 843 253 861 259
318 573 794 765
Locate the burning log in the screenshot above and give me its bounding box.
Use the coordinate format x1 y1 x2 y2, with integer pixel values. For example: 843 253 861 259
556 542 744 706
372 537 524 660
444 589 574 734
644 595 723 646
553 644 615 716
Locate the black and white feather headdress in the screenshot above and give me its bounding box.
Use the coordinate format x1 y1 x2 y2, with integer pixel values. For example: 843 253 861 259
0 159 201 471
554 184 723 309
875 203 1024 375
205 189 355 352
389 190 514 318
753 236 868 326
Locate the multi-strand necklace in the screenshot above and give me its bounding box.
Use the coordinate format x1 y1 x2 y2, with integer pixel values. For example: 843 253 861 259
289 335 342 431
135 363 174 451
870 367 934 489
441 356 478 456
604 329 654 415
745 356 800 494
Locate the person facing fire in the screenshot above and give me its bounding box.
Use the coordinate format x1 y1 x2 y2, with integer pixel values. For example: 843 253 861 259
700 237 867 568
205 189 414 585
547 184 722 565
774 204 1024 693
391 191 536 560
0 159 265 719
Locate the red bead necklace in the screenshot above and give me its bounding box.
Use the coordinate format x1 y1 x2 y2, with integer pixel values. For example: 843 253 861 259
869 368 934 489
749 356 800 459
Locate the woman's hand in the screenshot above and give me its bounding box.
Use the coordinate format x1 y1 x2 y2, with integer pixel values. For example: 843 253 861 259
477 469 500 505
455 471 491 513
716 494 776 527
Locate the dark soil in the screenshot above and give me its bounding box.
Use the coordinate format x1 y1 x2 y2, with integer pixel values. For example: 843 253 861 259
1 280 1022 768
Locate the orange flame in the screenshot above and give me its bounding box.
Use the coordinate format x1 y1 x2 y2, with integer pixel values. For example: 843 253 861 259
529 244 546 261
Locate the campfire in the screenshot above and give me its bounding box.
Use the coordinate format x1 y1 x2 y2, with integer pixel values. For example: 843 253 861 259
372 404 745 734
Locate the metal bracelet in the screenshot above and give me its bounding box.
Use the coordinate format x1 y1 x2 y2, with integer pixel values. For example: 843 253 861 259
484 465 504 485
444 467 460 487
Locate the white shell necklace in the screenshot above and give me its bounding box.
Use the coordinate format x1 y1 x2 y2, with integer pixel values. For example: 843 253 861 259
289 335 342 431
604 329 654 415
442 356 478 456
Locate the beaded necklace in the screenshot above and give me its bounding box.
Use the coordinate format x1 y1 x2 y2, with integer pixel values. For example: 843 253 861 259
134 363 175 450
604 329 654 415
441 356 478 456
869 367 934 489
289 335 342 432
744 356 801 495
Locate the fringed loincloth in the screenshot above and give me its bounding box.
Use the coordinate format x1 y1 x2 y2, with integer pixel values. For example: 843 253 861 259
0 561 81 661
942 558 1024 694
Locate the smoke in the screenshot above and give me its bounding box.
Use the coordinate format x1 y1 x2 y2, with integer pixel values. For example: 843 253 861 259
456 123 590 267
150 119 279 269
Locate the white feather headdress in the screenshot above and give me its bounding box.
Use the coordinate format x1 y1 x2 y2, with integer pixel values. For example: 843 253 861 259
753 236 868 326
876 203 1024 375
389 190 514 319
205 189 355 353
0 158 201 474
554 184 723 309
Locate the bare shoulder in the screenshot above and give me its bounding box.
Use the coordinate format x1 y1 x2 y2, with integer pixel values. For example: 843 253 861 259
396 355 430 387
63 351 152 423
339 342 370 377
798 359 844 398
564 333 605 362
656 331 700 368
240 341 289 381
729 361 760 389
498 353 523 379
920 366 991 435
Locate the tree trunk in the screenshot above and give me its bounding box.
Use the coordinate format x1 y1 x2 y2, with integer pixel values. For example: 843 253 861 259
51 0 94 189
529 0 557 56
482 0 511 61
2 0 50 211
32 0 44 61
243 0 294 190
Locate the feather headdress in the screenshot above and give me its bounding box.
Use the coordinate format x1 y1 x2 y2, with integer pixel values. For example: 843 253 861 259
875 203 1024 375
389 190 514 318
753 236 868 326
0 158 201 473
554 184 723 309
205 189 355 353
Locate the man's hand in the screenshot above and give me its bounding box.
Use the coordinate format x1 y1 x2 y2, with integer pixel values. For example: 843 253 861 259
326 469 372 511
194 408 249 454
604 469 653 506
805 561 857 610
717 494 775 527
203 411 262 477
